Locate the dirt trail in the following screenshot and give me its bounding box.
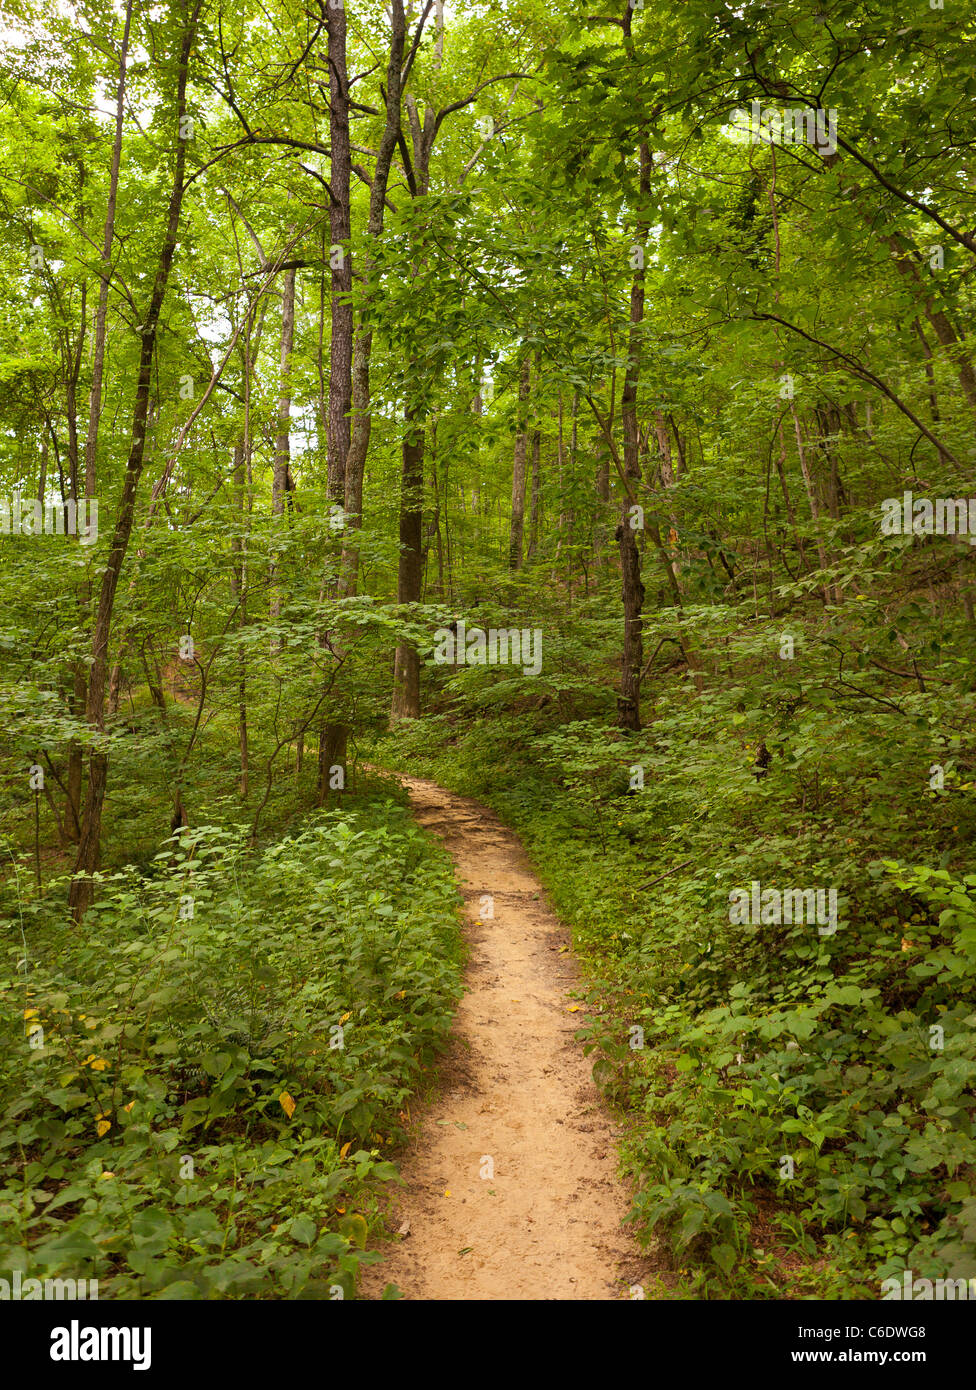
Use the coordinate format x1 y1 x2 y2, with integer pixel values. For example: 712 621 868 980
361 776 652 1301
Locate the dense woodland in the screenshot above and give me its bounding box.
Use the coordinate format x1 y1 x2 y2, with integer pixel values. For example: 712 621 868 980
1 0 975 1301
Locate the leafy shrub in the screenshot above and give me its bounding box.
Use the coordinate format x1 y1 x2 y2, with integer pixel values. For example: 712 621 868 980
0 801 463 1298
380 621 976 1298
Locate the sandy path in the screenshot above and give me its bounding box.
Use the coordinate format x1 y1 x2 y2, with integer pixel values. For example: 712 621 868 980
360 775 652 1301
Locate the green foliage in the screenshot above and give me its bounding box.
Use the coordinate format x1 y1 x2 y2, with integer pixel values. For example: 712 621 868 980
382 590 976 1299
3 0 976 1307
0 803 462 1298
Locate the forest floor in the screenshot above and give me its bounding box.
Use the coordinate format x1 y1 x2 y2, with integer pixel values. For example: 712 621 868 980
360 776 659 1300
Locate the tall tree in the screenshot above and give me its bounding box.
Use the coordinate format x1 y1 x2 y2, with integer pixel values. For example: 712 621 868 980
69 1 202 919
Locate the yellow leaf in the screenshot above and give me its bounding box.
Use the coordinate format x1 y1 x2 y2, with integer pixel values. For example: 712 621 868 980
23 1008 38 1019
340 1141 352 1159
567 1005 581 1012
444 1190 451 1197
90 1058 108 1072
279 1091 296 1118
123 1101 135 1113
100 1171 114 1180
339 1011 352 1024
96 1119 111 1137
901 938 913 952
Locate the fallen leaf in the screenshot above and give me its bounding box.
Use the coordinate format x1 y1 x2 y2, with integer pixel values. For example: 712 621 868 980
279 1091 296 1118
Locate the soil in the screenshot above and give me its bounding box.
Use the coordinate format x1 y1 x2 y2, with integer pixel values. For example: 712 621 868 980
359 775 657 1301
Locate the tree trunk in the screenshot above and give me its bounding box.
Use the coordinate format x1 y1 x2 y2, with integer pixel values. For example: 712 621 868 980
230 441 250 797
321 0 354 782
391 402 425 719
318 1 387 796
618 140 650 732
68 6 200 921
326 1 353 503
270 263 295 637
317 723 347 806
338 0 406 598
273 266 296 519
790 405 830 580
594 444 610 557
527 423 542 560
66 8 131 845
654 407 681 578
886 234 976 413
85 0 132 499
508 353 530 570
